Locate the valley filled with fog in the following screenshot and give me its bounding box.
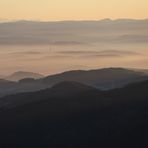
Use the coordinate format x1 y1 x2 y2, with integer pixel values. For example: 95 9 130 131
0 19 148 75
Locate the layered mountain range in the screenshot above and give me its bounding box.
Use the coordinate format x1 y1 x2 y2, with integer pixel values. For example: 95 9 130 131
0 77 148 147
0 68 148 97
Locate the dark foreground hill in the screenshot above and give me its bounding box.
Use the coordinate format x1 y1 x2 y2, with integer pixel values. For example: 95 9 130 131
0 80 148 147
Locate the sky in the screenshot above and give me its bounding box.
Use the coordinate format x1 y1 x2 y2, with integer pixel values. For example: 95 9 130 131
0 0 148 75
0 0 148 21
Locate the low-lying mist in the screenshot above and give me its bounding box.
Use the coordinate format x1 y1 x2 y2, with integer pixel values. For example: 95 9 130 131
0 19 148 75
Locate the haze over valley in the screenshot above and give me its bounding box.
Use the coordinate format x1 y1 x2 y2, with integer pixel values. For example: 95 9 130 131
0 19 148 75
1 18 148 148
1 0 148 147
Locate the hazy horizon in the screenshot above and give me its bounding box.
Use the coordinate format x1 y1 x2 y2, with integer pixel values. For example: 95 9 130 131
0 19 148 75
0 0 148 75
0 18 148 23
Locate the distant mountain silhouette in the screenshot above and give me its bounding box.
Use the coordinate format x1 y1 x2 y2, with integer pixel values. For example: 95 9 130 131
1 80 148 147
0 78 46 98
131 68 148 75
0 79 17 89
50 81 97 97
0 68 147 98
0 81 98 110
18 78 36 83
42 68 147 89
5 71 44 81
0 79 15 85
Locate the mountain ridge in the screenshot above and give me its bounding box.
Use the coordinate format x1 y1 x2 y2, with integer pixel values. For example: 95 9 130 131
5 71 44 81
0 67 148 98
1 79 148 147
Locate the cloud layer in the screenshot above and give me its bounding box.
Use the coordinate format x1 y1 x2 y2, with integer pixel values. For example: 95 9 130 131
0 19 148 45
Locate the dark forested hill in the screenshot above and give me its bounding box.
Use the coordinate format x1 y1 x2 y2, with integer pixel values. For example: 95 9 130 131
0 80 148 147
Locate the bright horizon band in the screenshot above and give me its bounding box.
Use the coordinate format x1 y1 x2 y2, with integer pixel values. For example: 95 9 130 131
0 0 148 21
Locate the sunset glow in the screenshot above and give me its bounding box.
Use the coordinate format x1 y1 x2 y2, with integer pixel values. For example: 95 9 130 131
0 0 148 21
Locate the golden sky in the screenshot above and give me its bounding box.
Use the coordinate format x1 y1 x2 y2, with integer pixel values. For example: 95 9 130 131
0 0 147 21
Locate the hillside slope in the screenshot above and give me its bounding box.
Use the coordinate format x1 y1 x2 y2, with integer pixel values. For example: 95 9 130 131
0 80 148 147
